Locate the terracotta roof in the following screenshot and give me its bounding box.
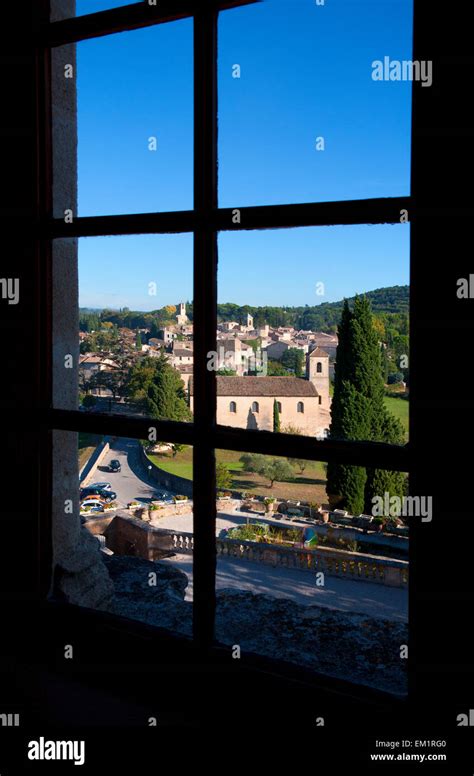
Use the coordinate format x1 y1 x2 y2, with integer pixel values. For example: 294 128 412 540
189 376 318 397
309 347 329 358
172 349 194 357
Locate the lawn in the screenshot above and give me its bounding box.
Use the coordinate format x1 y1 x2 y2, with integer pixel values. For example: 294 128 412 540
147 447 328 505
78 432 101 470
383 396 409 439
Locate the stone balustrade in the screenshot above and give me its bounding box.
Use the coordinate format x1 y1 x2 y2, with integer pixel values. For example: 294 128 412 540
215 538 408 588
171 532 194 553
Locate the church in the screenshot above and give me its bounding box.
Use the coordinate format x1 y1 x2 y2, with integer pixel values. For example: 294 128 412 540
190 346 331 438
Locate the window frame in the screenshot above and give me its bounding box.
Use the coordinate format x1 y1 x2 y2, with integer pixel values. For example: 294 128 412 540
35 0 413 698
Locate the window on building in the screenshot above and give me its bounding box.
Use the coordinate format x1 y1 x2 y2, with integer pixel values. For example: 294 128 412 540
316 362 322 373
277 402 282 413
39 0 412 699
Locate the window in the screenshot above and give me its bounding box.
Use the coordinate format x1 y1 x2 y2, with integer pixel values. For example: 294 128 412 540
38 0 412 698
316 362 322 373
277 401 282 413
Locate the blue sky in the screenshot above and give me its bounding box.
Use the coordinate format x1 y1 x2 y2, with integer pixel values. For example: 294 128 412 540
76 0 413 309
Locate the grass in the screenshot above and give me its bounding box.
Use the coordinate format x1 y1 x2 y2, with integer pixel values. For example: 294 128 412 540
147 447 328 505
383 396 409 439
78 432 101 470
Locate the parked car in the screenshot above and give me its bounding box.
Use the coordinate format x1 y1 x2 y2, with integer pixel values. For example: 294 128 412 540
80 499 105 512
152 492 174 505
81 495 107 505
89 481 112 491
80 486 117 503
108 459 121 472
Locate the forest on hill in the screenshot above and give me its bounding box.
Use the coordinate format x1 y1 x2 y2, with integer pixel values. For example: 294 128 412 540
80 285 409 337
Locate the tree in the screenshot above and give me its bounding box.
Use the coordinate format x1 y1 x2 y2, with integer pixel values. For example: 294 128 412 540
216 368 237 376
239 453 268 474
216 462 232 490
326 295 399 514
262 458 295 488
126 353 192 422
82 394 97 410
136 331 142 350
281 348 304 377
266 360 288 376
273 399 280 433
289 457 307 474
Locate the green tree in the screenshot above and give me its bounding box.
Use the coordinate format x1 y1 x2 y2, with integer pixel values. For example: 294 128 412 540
216 462 232 490
327 295 404 514
289 457 307 475
262 458 295 488
136 331 142 350
127 353 192 422
266 360 289 376
273 399 280 433
281 348 304 377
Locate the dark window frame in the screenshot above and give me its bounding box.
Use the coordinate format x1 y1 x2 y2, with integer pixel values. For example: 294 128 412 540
34 0 413 696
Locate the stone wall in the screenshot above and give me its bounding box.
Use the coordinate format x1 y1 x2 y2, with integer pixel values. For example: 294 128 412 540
50 0 114 612
79 439 110 484
103 553 407 695
140 445 193 498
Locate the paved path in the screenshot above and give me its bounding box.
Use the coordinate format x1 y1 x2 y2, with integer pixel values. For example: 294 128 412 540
160 553 408 622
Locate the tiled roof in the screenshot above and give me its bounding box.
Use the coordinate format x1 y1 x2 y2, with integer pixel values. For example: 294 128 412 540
190 376 318 397
309 347 329 358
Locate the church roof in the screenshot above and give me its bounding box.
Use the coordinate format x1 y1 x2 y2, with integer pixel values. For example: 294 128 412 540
309 346 329 358
189 376 318 397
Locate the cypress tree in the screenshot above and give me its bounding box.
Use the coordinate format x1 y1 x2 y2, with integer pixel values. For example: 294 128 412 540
273 398 281 432
327 295 406 515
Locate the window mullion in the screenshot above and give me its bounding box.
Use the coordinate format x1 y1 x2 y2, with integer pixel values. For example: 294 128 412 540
192 7 218 649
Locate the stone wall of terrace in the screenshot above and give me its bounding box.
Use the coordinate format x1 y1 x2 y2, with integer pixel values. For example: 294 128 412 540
216 538 408 588
97 516 408 588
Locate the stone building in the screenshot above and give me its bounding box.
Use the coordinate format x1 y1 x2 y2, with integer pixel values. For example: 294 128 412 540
176 302 188 326
189 347 330 436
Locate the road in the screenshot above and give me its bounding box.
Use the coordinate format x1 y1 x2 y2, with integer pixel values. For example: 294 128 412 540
94 437 176 508
93 438 408 622
159 553 408 622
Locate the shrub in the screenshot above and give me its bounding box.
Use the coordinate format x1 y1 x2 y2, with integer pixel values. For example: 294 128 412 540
82 394 97 409
387 372 404 385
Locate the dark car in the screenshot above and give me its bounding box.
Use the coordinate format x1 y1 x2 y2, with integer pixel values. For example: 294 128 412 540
80 486 117 503
108 459 121 472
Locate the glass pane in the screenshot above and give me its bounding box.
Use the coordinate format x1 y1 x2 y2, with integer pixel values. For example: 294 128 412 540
217 224 410 444
79 235 193 419
53 19 193 216
218 0 414 207
212 450 409 694
52 235 194 421
76 432 193 635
